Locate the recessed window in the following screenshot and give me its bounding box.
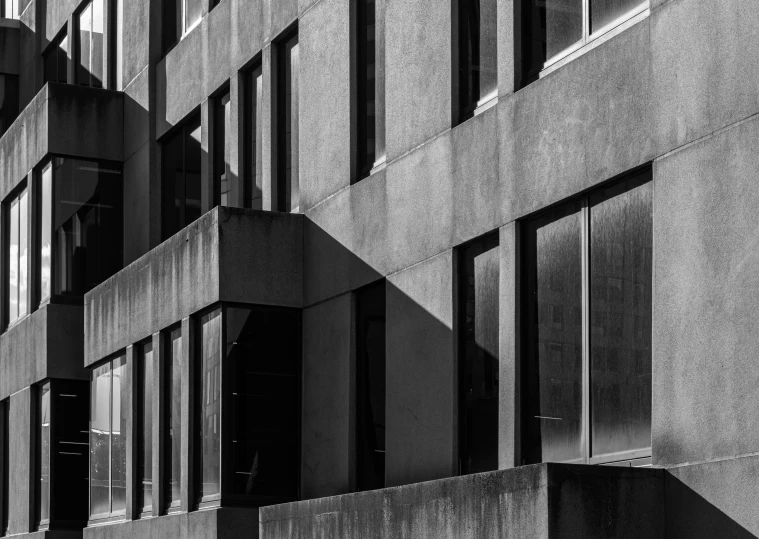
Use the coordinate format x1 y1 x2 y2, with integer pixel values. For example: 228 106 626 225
163 0 204 53
5 185 29 326
214 92 233 207
244 65 263 210
164 327 182 512
197 310 221 505
276 32 299 213
43 32 68 85
455 0 497 122
0 0 17 19
90 355 127 520
1 399 9 535
0 75 19 138
77 0 104 88
137 341 154 515
521 169 652 466
162 115 202 240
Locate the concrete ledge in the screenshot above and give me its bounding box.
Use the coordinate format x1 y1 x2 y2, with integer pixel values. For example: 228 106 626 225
260 464 665 539
5 531 81 539
83 507 258 539
0 303 86 400
84 207 303 366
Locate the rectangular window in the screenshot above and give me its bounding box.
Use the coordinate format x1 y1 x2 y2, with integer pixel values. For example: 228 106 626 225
276 32 299 213
458 234 499 475
521 170 652 466
89 355 127 520
113 0 123 90
1 0 17 18
356 281 386 491
214 93 233 207
6 186 28 326
455 0 497 122
354 0 386 181
77 0 104 88
137 342 154 514
37 383 51 527
38 163 52 304
162 115 202 240
245 65 264 210
0 75 19 138
521 0 647 82
165 328 182 511
44 33 68 85
197 310 221 503
1 399 8 535
163 0 203 54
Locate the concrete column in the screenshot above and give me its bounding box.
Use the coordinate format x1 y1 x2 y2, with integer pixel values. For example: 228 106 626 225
125 344 137 520
499 221 519 469
261 43 274 211
179 317 194 512
9 387 33 534
498 0 516 95
151 332 163 516
386 250 456 487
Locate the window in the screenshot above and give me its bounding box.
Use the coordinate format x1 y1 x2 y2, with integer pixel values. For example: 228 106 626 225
162 115 201 240
90 356 127 520
1 399 8 536
521 169 652 466
39 158 123 300
457 234 499 475
244 65 263 209
163 0 203 53
455 0 497 122
355 281 386 491
0 0 17 19
214 92 233 207
521 0 647 82
6 186 28 326
197 310 221 505
36 380 89 529
77 0 104 88
276 32 299 213
0 75 19 138
137 342 154 515
354 0 386 181
112 0 123 90
43 32 68 85
164 328 182 511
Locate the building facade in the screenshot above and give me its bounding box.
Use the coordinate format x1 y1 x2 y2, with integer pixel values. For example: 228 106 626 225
0 0 756 537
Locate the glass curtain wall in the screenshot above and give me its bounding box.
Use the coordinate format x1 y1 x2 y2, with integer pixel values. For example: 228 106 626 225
276 33 299 213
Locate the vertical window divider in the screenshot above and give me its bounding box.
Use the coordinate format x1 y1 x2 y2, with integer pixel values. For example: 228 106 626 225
580 198 591 464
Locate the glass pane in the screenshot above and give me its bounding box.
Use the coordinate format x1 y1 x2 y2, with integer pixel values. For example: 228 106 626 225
590 0 644 33
165 329 182 508
185 0 203 32
8 197 18 323
18 190 27 318
357 0 377 176
590 178 652 458
544 0 583 60
247 67 264 210
184 118 202 226
139 343 153 511
161 126 184 239
523 204 583 464
91 0 104 88
58 36 68 84
40 164 52 303
279 35 299 212
78 3 92 86
90 363 111 518
226 307 299 498
0 74 19 137
215 95 230 207
114 0 122 90
111 356 127 513
458 0 498 116
199 310 221 499
38 383 50 524
2 400 9 535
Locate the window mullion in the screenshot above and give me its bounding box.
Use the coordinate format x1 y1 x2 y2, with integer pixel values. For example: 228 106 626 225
583 0 590 44
581 198 590 464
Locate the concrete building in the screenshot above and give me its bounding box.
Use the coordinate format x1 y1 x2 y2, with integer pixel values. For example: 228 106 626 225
0 0 756 537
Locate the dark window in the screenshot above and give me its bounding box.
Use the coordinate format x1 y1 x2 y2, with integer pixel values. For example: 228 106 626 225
1 0 18 18
5 186 28 326
354 0 386 181
214 93 233 207
455 0 497 122
112 0 123 90
165 328 182 511
244 65 264 209
1 399 8 535
162 115 202 240
197 310 221 503
356 281 386 491
38 383 50 527
276 32 299 212
0 75 19 137
89 356 126 519
162 0 203 54
77 0 104 88
137 342 154 514
458 234 499 475
43 33 68 85
521 169 652 466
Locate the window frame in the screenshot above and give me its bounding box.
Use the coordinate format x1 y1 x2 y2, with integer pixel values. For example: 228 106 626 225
243 61 264 210
136 339 154 518
161 113 202 241
43 29 69 85
275 27 300 213
75 0 105 89
0 0 18 19
4 181 29 330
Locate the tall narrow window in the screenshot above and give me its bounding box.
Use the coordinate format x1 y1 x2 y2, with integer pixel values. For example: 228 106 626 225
43 33 68 85
276 33 299 213
165 328 182 511
113 0 123 90
89 355 127 520
137 342 154 514
458 234 499 475
0 75 19 138
162 0 203 54
197 310 221 504
77 0 104 88
37 383 51 527
6 186 28 326
38 163 52 304
162 115 202 240
355 0 386 181
356 281 386 491
522 170 652 466
245 65 264 209
214 93 233 207
1 399 8 536
456 0 497 122
1 0 17 18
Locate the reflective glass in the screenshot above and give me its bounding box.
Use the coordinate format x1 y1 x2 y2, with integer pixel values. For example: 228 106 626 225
185 121 202 224
38 383 50 525
278 35 299 212
78 3 92 86
111 356 127 513
458 0 498 118
544 0 583 60
246 66 264 209
8 196 18 323
165 329 182 508
2 0 18 19
199 310 221 500
18 190 27 318
590 178 652 458
2 400 9 535
139 343 153 512
40 163 52 303
53 381 89 525
523 204 583 464
90 363 111 518
590 0 644 33
186 0 203 32
91 0 104 88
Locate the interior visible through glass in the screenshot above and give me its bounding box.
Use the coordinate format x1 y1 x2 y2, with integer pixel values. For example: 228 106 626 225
199 310 221 500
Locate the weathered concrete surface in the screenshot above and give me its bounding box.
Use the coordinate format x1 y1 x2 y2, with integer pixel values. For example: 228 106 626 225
0 303 86 400
83 507 258 539
9 388 32 535
84 207 303 366
7 531 81 539
653 114 759 467
0 20 20 74
261 464 664 539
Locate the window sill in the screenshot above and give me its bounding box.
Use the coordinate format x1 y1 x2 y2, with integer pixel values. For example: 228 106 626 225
87 514 127 527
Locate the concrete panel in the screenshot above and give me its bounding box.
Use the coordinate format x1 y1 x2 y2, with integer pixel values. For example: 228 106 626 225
652 0 759 156
299 0 351 210
9 388 32 535
501 18 654 221
653 115 759 466
230 0 264 70
44 0 77 43
123 69 150 160
121 0 150 90
205 0 233 96
0 21 20 75
498 222 519 469
496 0 515 96
268 0 297 44
386 250 456 487
157 32 204 137
301 294 353 498
385 0 451 160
